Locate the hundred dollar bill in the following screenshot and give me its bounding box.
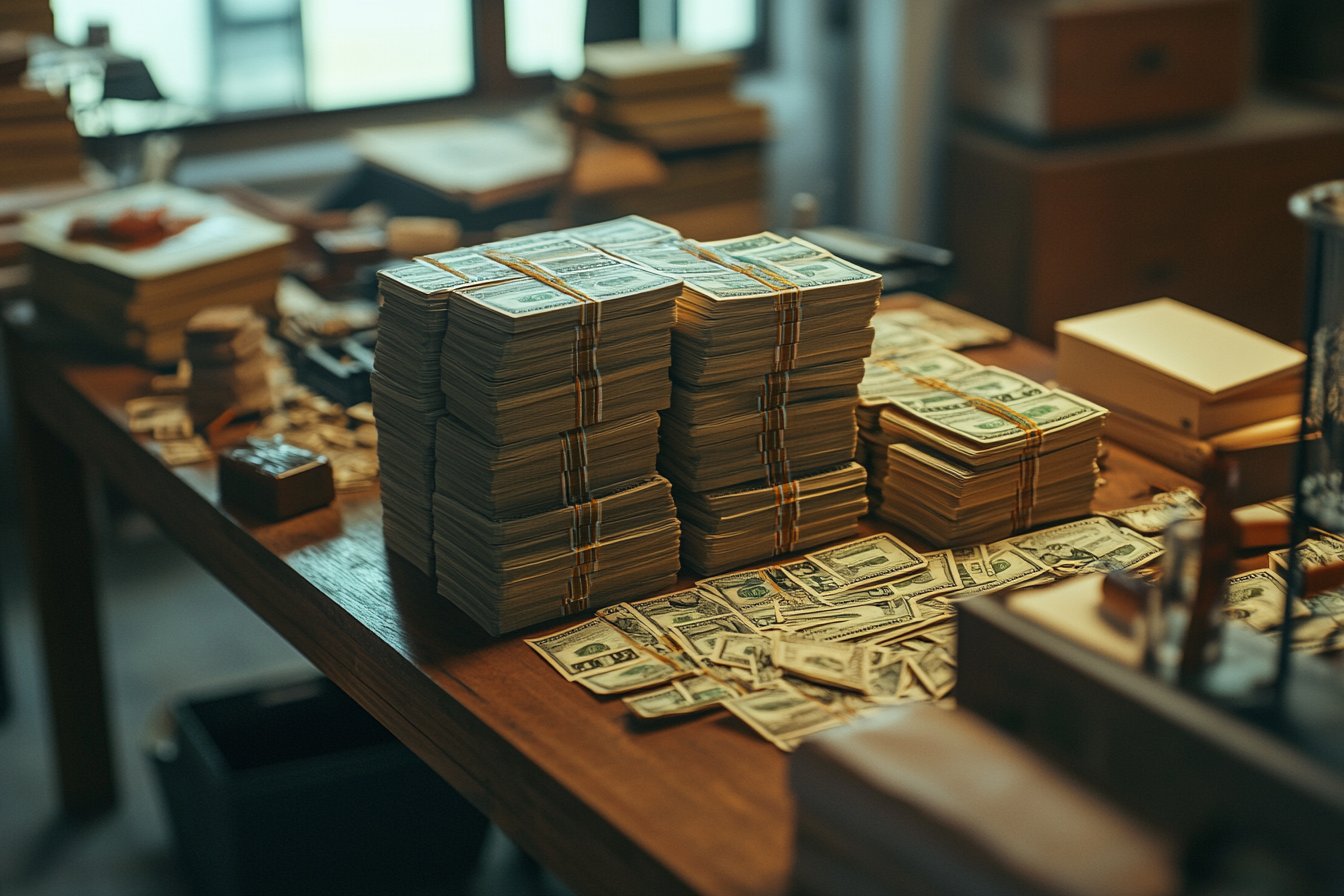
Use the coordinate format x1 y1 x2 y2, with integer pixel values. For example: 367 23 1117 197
805 534 928 591
578 658 682 695
624 675 735 719
596 603 699 671
863 655 915 704
777 557 850 601
666 614 760 659
1273 613 1344 655
696 570 783 626
1099 487 1205 535
1006 518 1163 576
525 618 645 681
891 373 1105 446
1223 570 1308 632
865 323 943 366
721 686 847 751
908 645 957 699
952 544 994 587
627 588 745 632
763 566 831 609
749 641 784 686
798 598 918 643
710 633 771 669
771 633 874 692
951 545 1051 597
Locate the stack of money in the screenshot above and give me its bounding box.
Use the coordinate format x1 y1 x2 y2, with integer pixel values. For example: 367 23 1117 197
373 249 517 574
612 232 881 574
857 343 981 512
183 305 273 425
875 365 1107 546
428 236 686 635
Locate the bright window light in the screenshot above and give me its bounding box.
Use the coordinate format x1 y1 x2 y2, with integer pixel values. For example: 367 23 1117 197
505 0 586 80
677 0 756 54
301 0 474 112
51 0 211 107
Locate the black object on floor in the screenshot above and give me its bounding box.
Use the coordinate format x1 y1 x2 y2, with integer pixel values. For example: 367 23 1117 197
148 675 489 896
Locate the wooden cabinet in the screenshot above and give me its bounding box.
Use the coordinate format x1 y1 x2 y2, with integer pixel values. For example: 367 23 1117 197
954 0 1250 138
947 95 1344 345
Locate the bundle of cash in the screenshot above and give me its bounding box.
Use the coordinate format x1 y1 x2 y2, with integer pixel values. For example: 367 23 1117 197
614 232 880 573
674 462 869 575
417 228 684 634
435 477 681 634
373 249 517 573
875 365 1107 546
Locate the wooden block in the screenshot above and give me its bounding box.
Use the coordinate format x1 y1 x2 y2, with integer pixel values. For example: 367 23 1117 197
218 437 335 521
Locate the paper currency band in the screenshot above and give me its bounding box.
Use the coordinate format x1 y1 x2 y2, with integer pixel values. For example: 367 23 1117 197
485 250 605 428
413 255 473 280
772 479 802 555
906 371 1045 533
677 241 804 373
559 426 592 504
759 371 791 411
563 500 602 615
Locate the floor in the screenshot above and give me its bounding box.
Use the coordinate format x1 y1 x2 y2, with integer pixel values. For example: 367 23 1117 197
0 359 570 896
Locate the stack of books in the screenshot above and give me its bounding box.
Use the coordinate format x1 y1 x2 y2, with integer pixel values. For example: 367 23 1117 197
21 183 291 364
0 32 82 191
571 41 768 240
1056 298 1306 503
616 231 879 575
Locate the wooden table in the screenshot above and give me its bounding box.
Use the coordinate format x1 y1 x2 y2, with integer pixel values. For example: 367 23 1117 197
4 303 1196 896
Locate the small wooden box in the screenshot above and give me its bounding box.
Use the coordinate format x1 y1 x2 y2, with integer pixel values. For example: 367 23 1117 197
947 95 1344 345
218 437 335 522
953 0 1250 138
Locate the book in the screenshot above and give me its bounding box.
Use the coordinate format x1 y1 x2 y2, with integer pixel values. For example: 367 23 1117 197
21 182 292 363
1056 298 1305 437
580 41 738 98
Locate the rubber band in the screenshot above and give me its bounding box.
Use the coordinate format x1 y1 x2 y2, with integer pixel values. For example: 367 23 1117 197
894 367 1046 533
413 255 473 280
678 241 804 372
485 249 605 428
559 426 592 504
772 480 802 554
563 500 601 614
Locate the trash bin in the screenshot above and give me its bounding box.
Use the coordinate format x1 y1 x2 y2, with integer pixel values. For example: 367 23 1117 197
147 675 489 896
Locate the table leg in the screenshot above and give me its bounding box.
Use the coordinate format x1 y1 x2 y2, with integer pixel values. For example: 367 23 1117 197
13 389 116 817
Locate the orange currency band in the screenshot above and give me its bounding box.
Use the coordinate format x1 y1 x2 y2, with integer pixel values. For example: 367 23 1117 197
413 255 473 280
772 479 802 555
484 249 604 428
676 240 804 372
559 425 592 505
903 370 1045 533
563 499 602 614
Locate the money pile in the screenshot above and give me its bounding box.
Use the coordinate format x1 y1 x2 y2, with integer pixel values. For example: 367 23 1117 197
528 505 1175 750
374 249 518 574
874 365 1107 546
424 233 686 635
612 232 881 574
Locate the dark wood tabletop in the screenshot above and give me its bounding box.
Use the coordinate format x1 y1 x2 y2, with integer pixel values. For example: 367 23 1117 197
3 303 1197 896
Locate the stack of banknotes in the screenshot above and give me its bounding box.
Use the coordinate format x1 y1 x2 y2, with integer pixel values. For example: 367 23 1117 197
607 232 881 574
868 355 1107 546
422 230 685 635
374 249 518 574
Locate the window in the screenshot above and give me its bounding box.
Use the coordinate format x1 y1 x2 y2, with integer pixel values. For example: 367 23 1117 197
46 0 765 137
